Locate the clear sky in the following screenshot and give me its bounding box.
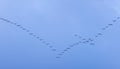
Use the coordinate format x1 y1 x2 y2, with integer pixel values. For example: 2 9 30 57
0 0 120 69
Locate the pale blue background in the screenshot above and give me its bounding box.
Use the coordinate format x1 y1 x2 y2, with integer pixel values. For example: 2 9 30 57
0 0 120 69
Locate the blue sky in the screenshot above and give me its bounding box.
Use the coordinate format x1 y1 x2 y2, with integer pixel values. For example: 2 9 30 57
0 0 120 69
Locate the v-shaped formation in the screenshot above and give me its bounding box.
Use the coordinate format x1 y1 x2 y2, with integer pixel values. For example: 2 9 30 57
0 17 120 59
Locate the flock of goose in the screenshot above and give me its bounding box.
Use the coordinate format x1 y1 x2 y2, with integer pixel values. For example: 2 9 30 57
0 17 120 59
